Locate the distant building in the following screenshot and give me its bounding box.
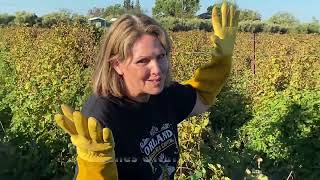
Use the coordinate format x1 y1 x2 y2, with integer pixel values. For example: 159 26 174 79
197 12 211 19
88 17 107 28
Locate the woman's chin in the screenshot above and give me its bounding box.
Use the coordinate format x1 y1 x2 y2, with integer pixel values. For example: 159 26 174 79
147 85 164 95
145 81 165 95
149 88 163 95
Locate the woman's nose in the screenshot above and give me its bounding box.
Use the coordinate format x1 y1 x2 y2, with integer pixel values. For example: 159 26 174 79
150 59 162 75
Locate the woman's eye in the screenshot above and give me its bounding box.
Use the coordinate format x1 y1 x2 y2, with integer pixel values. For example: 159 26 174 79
158 54 166 60
137 58 149 64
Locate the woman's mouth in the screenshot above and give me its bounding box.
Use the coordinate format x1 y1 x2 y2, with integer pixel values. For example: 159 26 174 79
148 78 161 85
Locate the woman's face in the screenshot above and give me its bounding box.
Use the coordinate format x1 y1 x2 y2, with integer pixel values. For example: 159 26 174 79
113 34 169 102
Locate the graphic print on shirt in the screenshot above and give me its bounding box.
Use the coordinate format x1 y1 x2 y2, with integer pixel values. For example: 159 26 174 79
139 123 178 179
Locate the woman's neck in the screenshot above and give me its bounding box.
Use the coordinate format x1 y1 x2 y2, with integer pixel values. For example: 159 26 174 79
126 92 150 103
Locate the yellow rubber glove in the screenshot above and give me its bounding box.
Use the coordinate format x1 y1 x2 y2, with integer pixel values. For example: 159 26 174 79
183 1 239 105
55 104 118 180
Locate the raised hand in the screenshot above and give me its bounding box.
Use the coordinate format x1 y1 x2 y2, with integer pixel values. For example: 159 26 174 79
55 104 118 180
211 1 239 56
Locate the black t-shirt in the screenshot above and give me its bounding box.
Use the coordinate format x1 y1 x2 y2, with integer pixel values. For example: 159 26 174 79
82 81 196 180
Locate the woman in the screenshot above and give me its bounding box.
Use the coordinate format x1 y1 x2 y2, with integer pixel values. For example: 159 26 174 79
55 2 239 180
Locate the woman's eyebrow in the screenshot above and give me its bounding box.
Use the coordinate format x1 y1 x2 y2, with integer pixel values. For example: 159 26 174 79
135 51 166 59
135 55 151 59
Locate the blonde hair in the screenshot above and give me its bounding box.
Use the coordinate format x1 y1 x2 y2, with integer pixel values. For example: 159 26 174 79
92 14 172 97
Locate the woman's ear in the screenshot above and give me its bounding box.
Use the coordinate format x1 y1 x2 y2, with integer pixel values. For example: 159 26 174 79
112 59 124 75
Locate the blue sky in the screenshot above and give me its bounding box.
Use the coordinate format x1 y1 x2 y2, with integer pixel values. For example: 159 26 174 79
0 0 319 22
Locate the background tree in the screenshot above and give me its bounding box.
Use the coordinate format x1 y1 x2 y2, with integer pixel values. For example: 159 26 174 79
0 13 15 26
104 4 125 17
182 0 200 17
124 0 132 12
14 11 38 26
41 10 72 27
152 0 199 17
134 0 142 14
152 0 179 17
207 6 260 22
239 9 261 21
306 16 320 33
268 12 299 25
88 7 105 17
207 5 214 14
71 13 88 25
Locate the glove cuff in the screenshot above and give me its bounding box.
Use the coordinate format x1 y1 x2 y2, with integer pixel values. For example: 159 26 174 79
76 156 118 180
184 55 232 105
77 147 116 163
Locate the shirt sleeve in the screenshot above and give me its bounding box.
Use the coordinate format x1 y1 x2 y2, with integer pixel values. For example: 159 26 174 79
167 81 197 124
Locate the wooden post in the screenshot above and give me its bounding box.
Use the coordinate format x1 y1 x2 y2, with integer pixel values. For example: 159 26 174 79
252 32 256 75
